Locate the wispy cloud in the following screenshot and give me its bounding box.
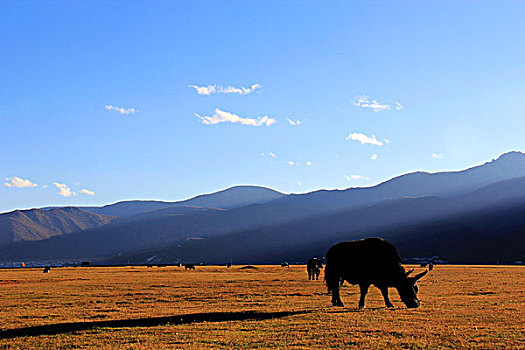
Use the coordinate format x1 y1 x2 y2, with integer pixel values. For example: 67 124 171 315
80 189 95 196
432 153 443 159
105 105 137 115
189 84 262 96
288 161 299 166
345 174 371 181
352 95 403 112
195 108 276 126
370 154 378 160
345 132 388 146
286 118 302 126
306 161 312 166
221 84 261 95
188 85 217 95
53 182 76 197
4 176 38 188
297 181 302 186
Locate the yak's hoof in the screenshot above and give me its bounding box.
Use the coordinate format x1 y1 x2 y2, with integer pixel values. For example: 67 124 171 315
332 300 344 307
386 304 394 308
358 304 365 309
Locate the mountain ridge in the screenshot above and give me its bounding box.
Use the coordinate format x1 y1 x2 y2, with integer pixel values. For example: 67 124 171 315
1 151 524 264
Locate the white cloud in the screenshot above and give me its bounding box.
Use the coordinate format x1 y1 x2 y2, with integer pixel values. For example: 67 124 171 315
432 153 443 159
80 189 95 196
288 161 299 166
286 118 302 126
195 108 276 126
352 95 404 112
352 95 390 112
53 182 76 197
4 176 38 188
345 174 371 181
189 84 261 95
297 181 302 186
188 85 217 95
105 105 137 115
370 154 378 160
221 84 262 95
261 152 265 157
43 184 48 189
306 161 312 166
345 132 387 146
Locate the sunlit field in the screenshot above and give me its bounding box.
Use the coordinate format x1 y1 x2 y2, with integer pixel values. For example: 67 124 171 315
0 265 523 349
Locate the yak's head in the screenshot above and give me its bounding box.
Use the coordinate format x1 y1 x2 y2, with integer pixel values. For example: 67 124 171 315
396 269 428 308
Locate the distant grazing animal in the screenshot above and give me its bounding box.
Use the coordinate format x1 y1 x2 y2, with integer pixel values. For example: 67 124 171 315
184 264 195 270
43 266 50 273
147 264 153 268
420 263 428 268
307 257 323 280
226 263 232 268
325 238 429 309
81 261 91 267
281 262 289 268
428 263 434 271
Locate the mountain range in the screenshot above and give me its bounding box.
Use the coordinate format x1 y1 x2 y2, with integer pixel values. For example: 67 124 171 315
1 152 524 264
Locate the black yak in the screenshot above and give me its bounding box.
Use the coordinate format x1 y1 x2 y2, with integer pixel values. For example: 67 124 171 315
281 262 289 268
307 257 323 280
184 264 196 270
325 238 428 309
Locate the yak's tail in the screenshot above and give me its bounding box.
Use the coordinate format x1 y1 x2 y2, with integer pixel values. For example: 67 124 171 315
324 258 339 294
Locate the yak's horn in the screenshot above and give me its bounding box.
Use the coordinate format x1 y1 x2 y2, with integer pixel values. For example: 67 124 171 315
412 269 429 281
405 268 415 277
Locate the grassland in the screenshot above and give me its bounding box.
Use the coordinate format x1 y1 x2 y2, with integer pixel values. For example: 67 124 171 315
0 265 523 349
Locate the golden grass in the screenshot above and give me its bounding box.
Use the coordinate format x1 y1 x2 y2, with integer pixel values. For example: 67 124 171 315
0 265 523 349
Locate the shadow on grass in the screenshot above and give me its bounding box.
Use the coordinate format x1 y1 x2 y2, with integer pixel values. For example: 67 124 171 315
326 306 389 314
0 310 312 339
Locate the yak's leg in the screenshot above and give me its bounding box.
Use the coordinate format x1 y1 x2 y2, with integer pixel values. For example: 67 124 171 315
331 287 344 307
308 269 312 280
358 283 370 309
380 287 394 308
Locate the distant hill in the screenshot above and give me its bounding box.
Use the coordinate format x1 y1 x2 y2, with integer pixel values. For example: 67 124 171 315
124 206 224 222
2 152 525 264
104 178 525 265
0 208 115 245
77 185 285 217
3 175 525 264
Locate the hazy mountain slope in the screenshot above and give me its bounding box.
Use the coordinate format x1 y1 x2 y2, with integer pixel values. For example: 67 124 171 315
113 197 525 265
0 208 115 245
79 185 285 217
5 175 525 263
3 152 525 263
124 206 224 222
104 178 525 265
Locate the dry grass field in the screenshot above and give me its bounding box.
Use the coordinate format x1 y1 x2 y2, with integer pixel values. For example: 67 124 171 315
0 265 523 349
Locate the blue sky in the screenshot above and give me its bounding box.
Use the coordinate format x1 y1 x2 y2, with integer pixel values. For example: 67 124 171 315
1 1 524 212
